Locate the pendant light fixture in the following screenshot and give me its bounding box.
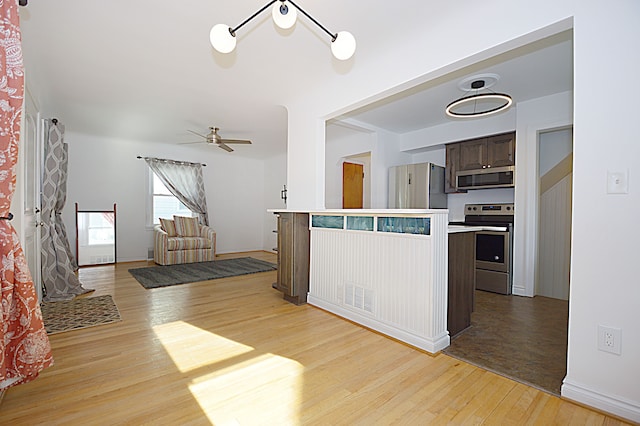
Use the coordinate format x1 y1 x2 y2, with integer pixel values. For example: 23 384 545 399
272 1 297 29
445 75 513 118
210 0 356 60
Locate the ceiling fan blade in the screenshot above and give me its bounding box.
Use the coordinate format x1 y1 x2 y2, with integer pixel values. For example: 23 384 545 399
218 143 234 152
220 138 252 144
187 129 208 139
178 141 206 145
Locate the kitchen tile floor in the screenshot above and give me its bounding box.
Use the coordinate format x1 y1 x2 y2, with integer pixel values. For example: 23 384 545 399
443 290 569 395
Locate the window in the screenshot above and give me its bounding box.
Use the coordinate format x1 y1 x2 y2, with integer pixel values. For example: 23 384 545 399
150 172 195 225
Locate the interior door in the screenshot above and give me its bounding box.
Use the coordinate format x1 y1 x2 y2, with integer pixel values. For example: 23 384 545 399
22 92 43 300
342 162 363 209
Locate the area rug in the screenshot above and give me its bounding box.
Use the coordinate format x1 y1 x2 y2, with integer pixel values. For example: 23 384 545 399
128 257 278 289
40 295 122 335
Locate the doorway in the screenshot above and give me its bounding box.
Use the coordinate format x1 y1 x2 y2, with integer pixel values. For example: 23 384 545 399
22 90 43 301
341 153 371 209
342 162 363 208
536 127 573 300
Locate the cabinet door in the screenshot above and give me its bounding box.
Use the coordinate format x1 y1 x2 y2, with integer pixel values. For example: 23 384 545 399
276 214 293 295
276 212 310 304
487 132 515 167
459 139 487 170
448 231 476 337
445 143 466 193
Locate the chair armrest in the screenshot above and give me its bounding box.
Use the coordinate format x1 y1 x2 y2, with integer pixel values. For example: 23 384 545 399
199 225 215 238
154 225 168 246
199 225 216 256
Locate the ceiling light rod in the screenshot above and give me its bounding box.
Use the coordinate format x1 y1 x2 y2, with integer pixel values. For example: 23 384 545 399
287 0 336 41
210 0 356 60
228 0 278 37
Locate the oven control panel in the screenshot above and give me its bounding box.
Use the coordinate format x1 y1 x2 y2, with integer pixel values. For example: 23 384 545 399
465 203 514 216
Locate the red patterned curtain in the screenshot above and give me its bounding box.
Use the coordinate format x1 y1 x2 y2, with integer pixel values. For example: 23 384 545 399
0 0 53 391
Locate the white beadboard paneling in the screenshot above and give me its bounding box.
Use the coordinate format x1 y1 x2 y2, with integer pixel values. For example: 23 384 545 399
538 174 572 300
309 212 449 353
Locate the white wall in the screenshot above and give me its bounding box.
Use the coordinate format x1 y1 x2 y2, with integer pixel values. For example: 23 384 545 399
513 92 573 298
263 151 287 252
325 123 374 209
283 1 640 421
562 2 640 421
400 110 517 151
410 147 445 166
324 122 411 209
539 128 572 176
64 132 267 261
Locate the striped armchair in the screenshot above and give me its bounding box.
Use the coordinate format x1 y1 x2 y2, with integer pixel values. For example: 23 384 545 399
153 216 216 265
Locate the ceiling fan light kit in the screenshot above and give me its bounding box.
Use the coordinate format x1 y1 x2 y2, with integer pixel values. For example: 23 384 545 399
210 0 356 60
445 77 513 118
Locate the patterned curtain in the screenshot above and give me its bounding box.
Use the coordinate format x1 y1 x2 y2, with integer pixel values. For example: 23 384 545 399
0 0 53 391
144 157 209 225
41 121 92 301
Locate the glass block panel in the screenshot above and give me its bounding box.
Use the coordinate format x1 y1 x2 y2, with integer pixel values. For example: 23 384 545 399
346 216 374 231
377 217 431 235
311 215 345 229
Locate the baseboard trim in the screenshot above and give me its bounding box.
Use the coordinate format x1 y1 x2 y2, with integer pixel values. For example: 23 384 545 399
562 379 640 423
308 295 450 354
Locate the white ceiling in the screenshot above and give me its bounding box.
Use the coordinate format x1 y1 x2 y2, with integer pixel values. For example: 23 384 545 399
19 1 573 159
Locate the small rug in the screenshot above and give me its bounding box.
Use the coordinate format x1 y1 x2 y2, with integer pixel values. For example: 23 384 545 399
128 257 278 289
40 295 121 335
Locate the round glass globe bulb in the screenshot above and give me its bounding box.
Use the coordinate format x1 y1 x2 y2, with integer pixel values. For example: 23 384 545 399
210 24 236 54
272 1 297 30
331 31 356 60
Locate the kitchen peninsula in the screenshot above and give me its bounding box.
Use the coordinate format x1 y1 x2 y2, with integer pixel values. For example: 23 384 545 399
271 209 456 353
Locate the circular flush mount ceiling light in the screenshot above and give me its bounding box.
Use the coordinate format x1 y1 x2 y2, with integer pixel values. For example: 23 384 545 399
445 78 512 118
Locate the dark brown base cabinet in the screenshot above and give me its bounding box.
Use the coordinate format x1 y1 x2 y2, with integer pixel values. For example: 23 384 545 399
448 232 476 338
275 212 310 305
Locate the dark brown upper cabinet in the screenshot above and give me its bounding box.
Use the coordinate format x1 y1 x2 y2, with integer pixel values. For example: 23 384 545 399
445 142 465 194
445 131 515 193
459 132 515 171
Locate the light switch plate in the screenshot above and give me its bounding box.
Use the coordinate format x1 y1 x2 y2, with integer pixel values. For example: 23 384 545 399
607 170 629 194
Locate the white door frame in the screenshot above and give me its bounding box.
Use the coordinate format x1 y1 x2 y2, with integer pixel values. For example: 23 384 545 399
21 88 43 301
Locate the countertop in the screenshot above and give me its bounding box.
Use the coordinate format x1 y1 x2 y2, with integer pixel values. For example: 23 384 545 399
447 225 508 233
268 208 449 215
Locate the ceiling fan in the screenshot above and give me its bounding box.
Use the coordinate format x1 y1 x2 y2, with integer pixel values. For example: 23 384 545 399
183 127 252 152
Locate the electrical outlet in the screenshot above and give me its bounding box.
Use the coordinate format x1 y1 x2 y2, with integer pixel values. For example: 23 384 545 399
598 325 622 355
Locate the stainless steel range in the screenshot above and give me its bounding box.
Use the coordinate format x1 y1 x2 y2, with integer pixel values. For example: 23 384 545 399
451 203 514 295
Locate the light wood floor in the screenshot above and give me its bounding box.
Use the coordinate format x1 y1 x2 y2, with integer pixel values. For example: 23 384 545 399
0 251 630 425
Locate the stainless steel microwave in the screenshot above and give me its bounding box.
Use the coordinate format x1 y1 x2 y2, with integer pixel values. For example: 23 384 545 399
456 166 515 190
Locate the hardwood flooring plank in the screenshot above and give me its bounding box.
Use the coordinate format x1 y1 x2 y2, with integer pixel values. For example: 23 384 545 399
0 251 631 425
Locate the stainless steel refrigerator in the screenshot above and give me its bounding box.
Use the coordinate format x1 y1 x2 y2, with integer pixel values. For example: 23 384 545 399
388 162 447 209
